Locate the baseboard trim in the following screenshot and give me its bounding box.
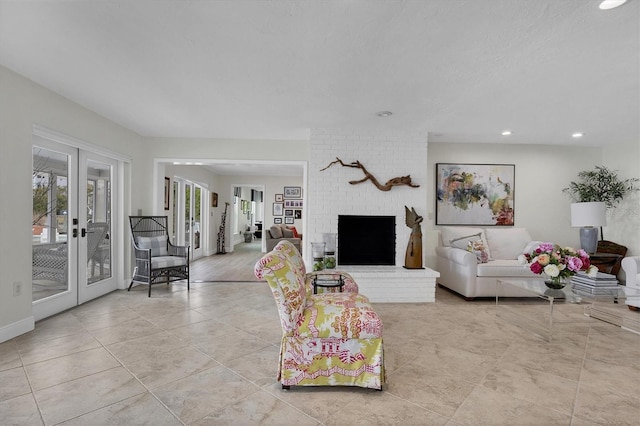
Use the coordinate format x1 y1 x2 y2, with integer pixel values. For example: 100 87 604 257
0 316 35 343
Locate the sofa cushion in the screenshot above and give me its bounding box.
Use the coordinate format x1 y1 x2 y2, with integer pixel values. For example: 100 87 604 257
477 260 537 277
137 236 168 257
270 225 283 239
282 227 294 238
485 228 532 260
440 226 492 259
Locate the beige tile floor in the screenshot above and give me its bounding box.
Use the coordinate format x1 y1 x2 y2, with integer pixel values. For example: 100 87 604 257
1 282 639 425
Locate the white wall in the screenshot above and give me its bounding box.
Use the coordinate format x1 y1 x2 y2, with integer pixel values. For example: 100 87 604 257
0 65 143 342
602 140 640 257
308 129 428 267
426 143 603 268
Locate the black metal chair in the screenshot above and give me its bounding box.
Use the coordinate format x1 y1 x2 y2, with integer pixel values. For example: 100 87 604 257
128 216 189 297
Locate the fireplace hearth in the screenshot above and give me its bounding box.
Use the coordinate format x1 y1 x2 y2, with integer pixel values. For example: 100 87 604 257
338 215 396 266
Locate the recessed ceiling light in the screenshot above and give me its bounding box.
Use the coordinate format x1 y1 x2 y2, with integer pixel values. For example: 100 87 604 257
572 132 584 138
599 0 628 10
501 130 512 136
376 111 392 117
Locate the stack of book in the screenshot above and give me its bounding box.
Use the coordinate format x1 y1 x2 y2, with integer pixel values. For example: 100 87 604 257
571 272 620 295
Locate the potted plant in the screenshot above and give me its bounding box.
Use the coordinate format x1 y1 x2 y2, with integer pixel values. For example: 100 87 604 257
563 165 638 209
563 166 638 252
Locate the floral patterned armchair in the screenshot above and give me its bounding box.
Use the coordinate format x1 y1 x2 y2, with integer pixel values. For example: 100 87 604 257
273 240 359 295
255 247 385 390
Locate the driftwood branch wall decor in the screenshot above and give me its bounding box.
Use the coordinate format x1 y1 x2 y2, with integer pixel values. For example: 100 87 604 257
320 157 420 191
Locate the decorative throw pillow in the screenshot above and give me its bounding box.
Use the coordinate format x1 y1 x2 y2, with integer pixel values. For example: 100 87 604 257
136 236 168 257
287 226 300 238
440 226 493 260
467 239 489 263
282 228 294 238
450 232 483 250
270 225 283 239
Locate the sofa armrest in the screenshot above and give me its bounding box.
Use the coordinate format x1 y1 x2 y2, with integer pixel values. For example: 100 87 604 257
435 246 477 266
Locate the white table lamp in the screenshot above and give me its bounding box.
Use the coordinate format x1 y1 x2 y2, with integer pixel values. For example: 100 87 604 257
571 202 607 254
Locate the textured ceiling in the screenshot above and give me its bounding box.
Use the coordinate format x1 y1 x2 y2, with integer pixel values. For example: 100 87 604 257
0 0 638 147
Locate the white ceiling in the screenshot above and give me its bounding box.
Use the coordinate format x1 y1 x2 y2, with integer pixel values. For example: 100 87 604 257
1 0 638 151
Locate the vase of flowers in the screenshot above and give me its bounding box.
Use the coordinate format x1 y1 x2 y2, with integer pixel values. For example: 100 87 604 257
519 242 598 289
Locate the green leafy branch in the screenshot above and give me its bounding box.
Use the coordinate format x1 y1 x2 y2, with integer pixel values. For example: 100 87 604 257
563 165 638 209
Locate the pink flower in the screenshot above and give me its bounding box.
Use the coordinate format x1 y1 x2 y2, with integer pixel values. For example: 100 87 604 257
538 243 554 252
567 256 583 272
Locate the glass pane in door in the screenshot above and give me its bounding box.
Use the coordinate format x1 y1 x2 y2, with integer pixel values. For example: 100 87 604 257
86 159 112 285
194 186 201 250
32 147 70 301
184 183 192 248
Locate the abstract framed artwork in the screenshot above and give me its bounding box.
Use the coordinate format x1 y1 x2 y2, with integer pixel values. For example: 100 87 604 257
273 203 283 216
275 193 284 202
211 192 218 208
274 217 283 224
284 217 294 224
435 163 515 226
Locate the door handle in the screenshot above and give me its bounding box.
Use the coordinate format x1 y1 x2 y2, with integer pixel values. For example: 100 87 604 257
81 228 87 238
72 228 78 238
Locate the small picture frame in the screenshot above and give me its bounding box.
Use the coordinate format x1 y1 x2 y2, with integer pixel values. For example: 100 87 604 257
211 192 218 208
164 177 170 210
294 209 302 219
274 217 283 224
284 199 303 208
284 209 294 217
273 203 283 216
284 186 301 199
275 194 284 202
284 217 294 224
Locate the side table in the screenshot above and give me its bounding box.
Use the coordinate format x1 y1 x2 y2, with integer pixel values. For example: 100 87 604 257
312 273 345 294
589 253 623 275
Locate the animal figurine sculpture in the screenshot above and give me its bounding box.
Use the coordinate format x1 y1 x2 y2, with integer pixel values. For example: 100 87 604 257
404 206 423 269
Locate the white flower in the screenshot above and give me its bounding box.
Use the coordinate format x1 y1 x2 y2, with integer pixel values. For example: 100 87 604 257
517 254 528 265
587 265 599 278
544 264 560 277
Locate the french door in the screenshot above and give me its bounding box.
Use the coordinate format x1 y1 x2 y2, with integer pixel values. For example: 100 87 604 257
173 179 204 260
32 137 119 320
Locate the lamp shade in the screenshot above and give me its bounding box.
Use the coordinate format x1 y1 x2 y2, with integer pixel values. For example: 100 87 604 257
570 202 607 227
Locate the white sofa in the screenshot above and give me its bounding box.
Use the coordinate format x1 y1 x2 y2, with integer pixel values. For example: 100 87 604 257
436 226 544 299
622 256 640 310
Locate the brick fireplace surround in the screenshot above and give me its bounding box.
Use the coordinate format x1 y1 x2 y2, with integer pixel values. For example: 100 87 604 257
306 129 439 302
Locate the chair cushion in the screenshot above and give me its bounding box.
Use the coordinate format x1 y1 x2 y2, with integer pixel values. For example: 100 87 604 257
151 255 186 269
137 236 168 256
299 293 382 339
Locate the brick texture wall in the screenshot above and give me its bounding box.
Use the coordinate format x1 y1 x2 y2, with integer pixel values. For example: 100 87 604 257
308 128 428 266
